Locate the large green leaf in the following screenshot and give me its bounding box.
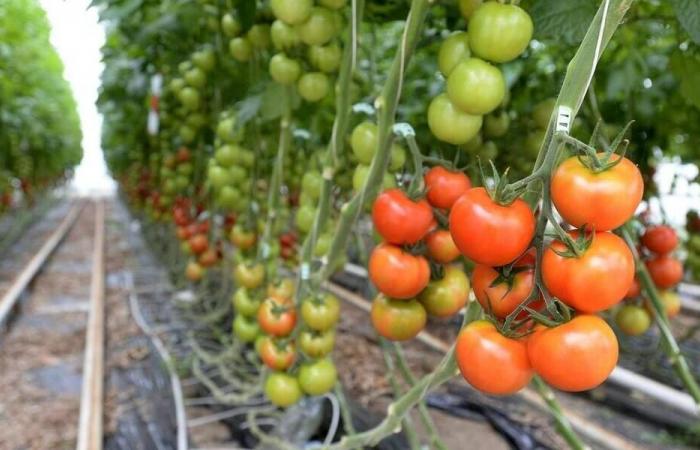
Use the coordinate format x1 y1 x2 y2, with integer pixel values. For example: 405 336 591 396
530 0 597 46
669 51 700 110
669 0 700 44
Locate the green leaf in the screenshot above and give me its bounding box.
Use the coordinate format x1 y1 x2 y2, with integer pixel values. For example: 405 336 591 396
99 0 143 22
669 0 700 44
669 51 700 110
530 0 597 46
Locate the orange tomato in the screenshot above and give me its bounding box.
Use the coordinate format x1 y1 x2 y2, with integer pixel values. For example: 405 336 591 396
456 320 532 395
368 243 430 299
527 315 618 392
551 154 643 231
543 231 634 313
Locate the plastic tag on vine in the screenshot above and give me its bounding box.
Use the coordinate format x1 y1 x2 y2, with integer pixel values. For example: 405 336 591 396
556 106 572 133
300 263 310 280
293 128 311 140
393 122 415 138
352 102 375 115
261 242 270 258
251 201 259 214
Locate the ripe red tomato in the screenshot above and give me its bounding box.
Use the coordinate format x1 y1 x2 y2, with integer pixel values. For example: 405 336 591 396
368 244 430 299
543 231 634 313
646 255 683 289
258 296 297 337
551 154 643 231
198 248 219 267
188 233 209 255
527 315 618 392
472 261 535 319
259 337 296 370
371 295 426 341
641 225 678 255
456 320 532 395
625 276 641 299
372 189 434 245
425 229 460 264
418 265 470 317
449 187 535 266
424 166 471 210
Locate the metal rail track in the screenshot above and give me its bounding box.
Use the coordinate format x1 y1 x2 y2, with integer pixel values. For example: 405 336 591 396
0 201 83 333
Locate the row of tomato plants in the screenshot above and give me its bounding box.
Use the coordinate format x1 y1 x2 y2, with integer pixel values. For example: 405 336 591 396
98 0 699 448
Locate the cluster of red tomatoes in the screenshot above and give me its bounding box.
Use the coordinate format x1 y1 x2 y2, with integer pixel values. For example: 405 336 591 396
172 200 227 281
617 224 682 335
368 166 472 341
455 152 644 395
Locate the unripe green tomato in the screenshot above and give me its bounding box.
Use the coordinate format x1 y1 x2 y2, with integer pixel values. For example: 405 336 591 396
301 170 323 199
175 175 190 190
296 204 316 233
229 37 252 62
162 178 177 195
301 294 340 331
271 0 313 25
185 67 206 89
233 314 260 342
298 191 316 207
438 32 471 77
314 233 332 257
179 87 201 110
186 112 206 129
616 305 651 336
297 72 330 102
478 141 498 160
350 121 378 164
319 0 347 10
229 166 248 184
193 49 215 72
232 287 261 317
215 145 239 167
180 240 192 255
525 129 545 158
389 144 406 172
238 149 255 168
271 20 300 50
218 186 242 209
428 93 483 145
308 42 341 73
298 358 337 395
247 24 271 49
178 61 192 74
460 133 483 153
299 329 335 358
265 372 302 407
208 165 231 189
217 116 241 142
176 162 193 176
297 7 337 46
270 53 302 85
533 98 556 129
180 125 196 143
352 164 396 192
458 0 482 19
446 58 505 115
484 111 510 137
468 2 533 63
169 78 186 94
222 13 241 37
